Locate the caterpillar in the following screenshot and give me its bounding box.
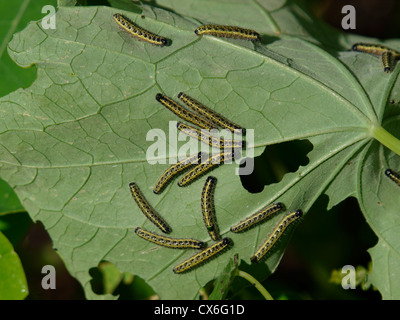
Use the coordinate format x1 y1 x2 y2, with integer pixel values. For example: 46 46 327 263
155 93 217 130
177 92 245 134
250 209 303 263
385 168 400 186
173 238 231 273
230 202 284 233
129 182 171 233
177 122 245 150
194 25 261 42
351 43 400 73
113 13 168 46
201 177 220 241
382 51 395 73
153 152 204 194
178 151 236 187
135 227 204 249
351 43 400 58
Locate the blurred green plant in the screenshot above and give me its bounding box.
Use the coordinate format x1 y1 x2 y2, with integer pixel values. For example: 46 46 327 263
0 0 58 97
329 263 373 291
0 232 28 299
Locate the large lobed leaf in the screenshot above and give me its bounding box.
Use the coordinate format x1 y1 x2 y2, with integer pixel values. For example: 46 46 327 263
1 1 399 299
0 178 23 215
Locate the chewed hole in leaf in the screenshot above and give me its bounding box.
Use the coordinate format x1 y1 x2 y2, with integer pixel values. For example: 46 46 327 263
89 261 156 299
239 139 313 193
269 196 380 299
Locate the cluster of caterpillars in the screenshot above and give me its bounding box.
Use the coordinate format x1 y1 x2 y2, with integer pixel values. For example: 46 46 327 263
113 12 400 274
351 43 400 73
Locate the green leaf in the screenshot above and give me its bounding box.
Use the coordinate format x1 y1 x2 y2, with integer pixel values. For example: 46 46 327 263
0 232 28 299
58 0 77 7
209 253 239 300
90 261 127 298
1 3 400 300
150 0 346 48
0 0 58 98
0 178 24 215
99 262 123 294
108 0 142 13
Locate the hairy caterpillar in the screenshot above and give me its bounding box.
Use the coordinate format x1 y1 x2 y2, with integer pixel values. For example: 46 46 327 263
177 122 245 150
230 202 284 233
173 238 231 273
178 151 236 187
385 168 400 186
135 227 204 249
382 51 395 73
194 25 261 42
153 152 204 194
250 210 303 263
113 13 168 46
351 43 400 57
351 43 400 73
129 182 171 233
155 93 216 130
178 92 245 134
201 176 220 241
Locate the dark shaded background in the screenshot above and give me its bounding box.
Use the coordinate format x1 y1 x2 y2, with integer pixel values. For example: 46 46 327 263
311 0 400 39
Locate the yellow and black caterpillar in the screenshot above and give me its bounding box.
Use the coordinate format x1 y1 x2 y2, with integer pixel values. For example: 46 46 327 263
113 13 169 46
351 43 400 73
195 24 261 42
173 238 231 273
135 227 204 249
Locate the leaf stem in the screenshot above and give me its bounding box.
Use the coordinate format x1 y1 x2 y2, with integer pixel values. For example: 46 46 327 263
236 270 274 300
0 209 26 216
371 125 400 156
